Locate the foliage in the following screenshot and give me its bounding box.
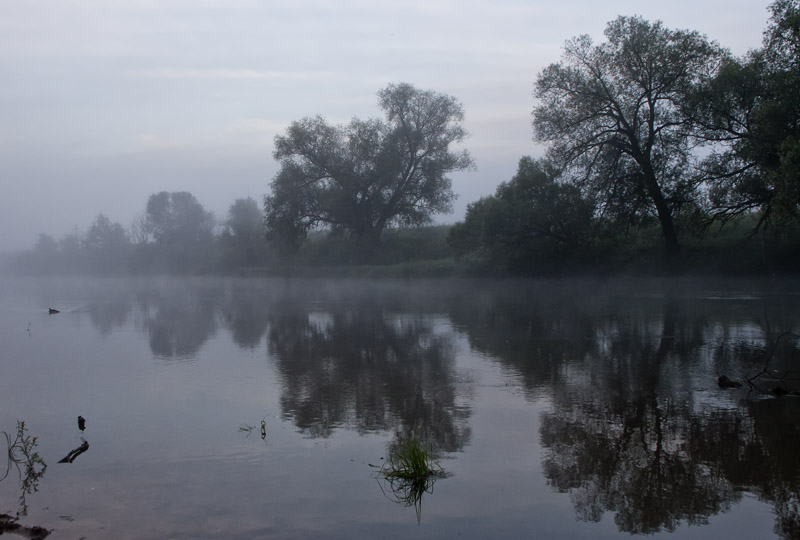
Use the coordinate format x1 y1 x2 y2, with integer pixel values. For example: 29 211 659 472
533 16 726 255
449 157 594 272
692 0 800 231
2 421 47 517
265 83 473 252
219 197 267 268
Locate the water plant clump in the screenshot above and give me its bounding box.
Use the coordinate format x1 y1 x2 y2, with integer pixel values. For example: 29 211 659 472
378 433 446 523
381 433 443 481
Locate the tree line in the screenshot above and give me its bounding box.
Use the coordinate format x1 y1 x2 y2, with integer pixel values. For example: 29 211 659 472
16 192 268 274
451 1 800 273
15 1 800 275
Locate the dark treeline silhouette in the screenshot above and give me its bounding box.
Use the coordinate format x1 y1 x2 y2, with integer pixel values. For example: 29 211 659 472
452 1 800 274
12 2 800 276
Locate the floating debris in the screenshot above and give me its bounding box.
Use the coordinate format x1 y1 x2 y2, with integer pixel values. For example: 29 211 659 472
47 308 59 315
77 416 86 431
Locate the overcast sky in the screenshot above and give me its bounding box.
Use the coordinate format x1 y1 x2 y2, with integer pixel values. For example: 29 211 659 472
0 0 775 252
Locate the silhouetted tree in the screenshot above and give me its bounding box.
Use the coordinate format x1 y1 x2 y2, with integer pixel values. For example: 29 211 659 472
265 82 473 252
449 157 594 271
692 0 800 231
220 197 267 267
533 17 726 255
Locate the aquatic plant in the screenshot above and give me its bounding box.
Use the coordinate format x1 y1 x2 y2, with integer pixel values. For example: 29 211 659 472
239 418 267 440
382 433 442 481
377 433 446 523
2 421 47 516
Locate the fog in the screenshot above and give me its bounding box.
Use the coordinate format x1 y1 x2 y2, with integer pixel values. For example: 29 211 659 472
0 0 772 253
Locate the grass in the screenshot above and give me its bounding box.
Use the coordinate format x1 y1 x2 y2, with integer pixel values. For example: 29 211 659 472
377 433 446 523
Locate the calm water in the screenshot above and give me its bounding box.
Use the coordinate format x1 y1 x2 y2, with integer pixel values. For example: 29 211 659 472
1 276 799 539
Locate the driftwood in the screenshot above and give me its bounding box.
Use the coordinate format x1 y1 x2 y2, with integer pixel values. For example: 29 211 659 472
57 439 89 464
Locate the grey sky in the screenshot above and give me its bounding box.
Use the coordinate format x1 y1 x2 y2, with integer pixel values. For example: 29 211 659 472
0 0 774 251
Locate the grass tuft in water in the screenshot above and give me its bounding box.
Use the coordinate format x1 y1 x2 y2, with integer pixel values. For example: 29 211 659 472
381 433 442 481
378 433 445 523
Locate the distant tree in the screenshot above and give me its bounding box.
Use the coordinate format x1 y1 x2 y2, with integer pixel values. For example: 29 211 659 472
129 211 154 245
533 17 726 255
84 214 129 252
692 0 800 230
145 191 215 270
265 82 473 252
84 214 130 272
449 157 594 271
220 197 266 267
146 191 214 246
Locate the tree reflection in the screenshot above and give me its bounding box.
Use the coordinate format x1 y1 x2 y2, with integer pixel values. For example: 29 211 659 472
86 300 131 337
218 281 273 350
267 295 471 453
135 281 219 359
523 292 800 537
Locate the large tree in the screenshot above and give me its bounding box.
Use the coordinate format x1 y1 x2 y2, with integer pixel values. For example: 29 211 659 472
533 17 725 255
265 83 473 251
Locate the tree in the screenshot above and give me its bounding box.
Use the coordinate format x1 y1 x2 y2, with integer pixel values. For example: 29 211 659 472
265 83 473 251
533 17 726 255
84 213 130 272
145 191 215 270
84 213 129 253
449 157 594 271
692 0 800 230
220 197 266 266
146 191 214 246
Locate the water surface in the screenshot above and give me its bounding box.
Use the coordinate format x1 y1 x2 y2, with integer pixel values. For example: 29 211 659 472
1 276 798 539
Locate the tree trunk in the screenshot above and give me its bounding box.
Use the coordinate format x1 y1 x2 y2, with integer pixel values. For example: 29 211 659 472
641 163 681 256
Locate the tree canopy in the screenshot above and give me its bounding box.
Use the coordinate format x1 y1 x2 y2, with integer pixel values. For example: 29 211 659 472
449 157 593 271
533 16 726 255
265 82 473 251
692 0 800 230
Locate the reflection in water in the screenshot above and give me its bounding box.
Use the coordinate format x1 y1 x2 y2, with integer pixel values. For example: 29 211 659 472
135 280 219 359
449 283 800 537
267 295 471 453
65 277 800 538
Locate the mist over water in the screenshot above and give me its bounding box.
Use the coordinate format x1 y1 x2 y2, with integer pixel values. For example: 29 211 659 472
1 276 798 539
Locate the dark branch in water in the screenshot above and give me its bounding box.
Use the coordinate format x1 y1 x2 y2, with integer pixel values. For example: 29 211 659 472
57 439 89 464
747 332 800 391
